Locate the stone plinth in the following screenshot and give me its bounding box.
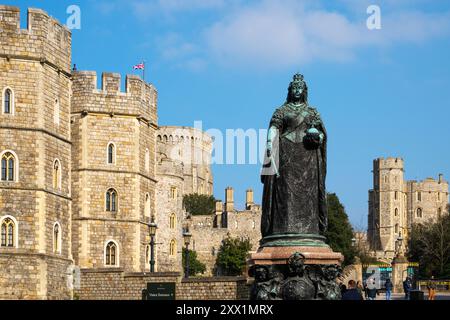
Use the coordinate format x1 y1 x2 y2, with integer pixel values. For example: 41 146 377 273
248 242 344 300
249 245 343 266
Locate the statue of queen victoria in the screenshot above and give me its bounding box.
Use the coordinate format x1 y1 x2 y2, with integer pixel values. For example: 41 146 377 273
260 73 328 246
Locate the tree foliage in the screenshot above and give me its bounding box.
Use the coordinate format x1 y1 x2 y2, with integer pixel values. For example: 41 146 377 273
215 236 252 276
325 193 357 266
408 212 450 278
183 194 216 216
182 248 206 276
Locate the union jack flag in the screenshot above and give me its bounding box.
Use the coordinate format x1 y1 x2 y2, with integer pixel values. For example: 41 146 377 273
133 62 145 70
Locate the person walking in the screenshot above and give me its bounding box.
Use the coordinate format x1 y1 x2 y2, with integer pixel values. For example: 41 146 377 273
356 281 365 300
403 277 412 300
342 280 364 300
384 278 393 300
366 278 377 300
427 276 437 300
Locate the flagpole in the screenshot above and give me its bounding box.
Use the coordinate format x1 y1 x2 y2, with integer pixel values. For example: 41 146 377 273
143 60 146 82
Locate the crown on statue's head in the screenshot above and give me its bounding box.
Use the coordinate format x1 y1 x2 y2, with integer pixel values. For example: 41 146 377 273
290 73 305 87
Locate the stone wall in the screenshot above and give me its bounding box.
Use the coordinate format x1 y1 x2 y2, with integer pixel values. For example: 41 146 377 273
74 268 249 300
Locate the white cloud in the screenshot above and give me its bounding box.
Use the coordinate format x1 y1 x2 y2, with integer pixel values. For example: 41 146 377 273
202 0 450 68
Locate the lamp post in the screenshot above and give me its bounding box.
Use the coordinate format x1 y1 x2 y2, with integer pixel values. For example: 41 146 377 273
351 237 356 247
183 230 192 279
149 220 157 273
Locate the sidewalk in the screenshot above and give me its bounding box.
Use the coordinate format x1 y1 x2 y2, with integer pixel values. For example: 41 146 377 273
372 292 450 300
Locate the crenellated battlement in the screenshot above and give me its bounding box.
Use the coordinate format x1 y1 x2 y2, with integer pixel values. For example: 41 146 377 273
0 6 71 72
374 157 404 171
71 71 158 124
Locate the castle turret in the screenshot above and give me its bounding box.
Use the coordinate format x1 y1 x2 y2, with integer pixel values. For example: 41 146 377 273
246 189 254 210
0 6 72 299
225 187 235 212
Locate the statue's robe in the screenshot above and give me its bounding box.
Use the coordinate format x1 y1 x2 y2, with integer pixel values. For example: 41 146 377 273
261 102 327 238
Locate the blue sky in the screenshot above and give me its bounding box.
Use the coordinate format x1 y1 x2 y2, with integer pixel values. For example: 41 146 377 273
7 0 450 228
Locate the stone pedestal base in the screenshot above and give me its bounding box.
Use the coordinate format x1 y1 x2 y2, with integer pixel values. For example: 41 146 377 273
248 245 344 300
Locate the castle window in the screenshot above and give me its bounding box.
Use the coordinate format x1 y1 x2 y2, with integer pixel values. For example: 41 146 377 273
395 223 399 234
54 99 60 125
1 151 17 182
3 88 13 114
169 213 176 229
169 239 176 256
106 188 118 212
53 159 61 190
0 216 17 248
53 222 61 254
107 143 116 165
105 241 118 266
438 207 442 217
145 193 151 218
394 208 398 217
145 148 150 172
395 191 398 200
438 192 441 201
170 187 177 200
418 192 422 202
417 208 423 218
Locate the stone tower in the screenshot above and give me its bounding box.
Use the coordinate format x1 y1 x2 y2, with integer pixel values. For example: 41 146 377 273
0 6 73 299
368 157 449 261
71 71 158 272
368 158 407 260
155 126 213 272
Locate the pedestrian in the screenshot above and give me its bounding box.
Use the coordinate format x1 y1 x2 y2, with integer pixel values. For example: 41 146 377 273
342 280 364 300
340 283 347 296
427 276 437 300
403 276 412 300
356 280 364 300
384 278 393 300
363 281 368 299
366 278 377 300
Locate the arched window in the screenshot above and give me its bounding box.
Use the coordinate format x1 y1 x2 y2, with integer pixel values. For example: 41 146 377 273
394 191 398 200
169 239 176 256
1 216 17 247
170 186 177 200
417 208 423 218
169 213 176 229
394 208 398 217
53 159 61 190
145 148 150 172
1 151 17 182
107 143 115 164
106 188 118 212
53 222 61 254
3 88 13 114
54 99 60 125
145 193 151 218
395 223 399 234
105 241 118 266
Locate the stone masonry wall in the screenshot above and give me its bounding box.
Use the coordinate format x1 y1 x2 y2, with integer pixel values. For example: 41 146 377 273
74 269 249 300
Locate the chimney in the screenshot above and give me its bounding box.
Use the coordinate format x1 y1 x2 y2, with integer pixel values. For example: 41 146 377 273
225 187 234 212
214 201 223 228
246 189 254 209
439 174 443 184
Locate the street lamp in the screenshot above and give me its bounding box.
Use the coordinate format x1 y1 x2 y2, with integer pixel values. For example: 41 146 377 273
149 219 158 273
183 230 192 278
351 237 357 247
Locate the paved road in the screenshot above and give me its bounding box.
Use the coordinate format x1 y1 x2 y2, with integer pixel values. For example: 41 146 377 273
372 292 450 300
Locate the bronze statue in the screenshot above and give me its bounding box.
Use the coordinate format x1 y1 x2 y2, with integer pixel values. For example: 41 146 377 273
261 73 327 245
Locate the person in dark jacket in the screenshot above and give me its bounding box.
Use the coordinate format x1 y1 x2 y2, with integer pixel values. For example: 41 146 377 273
403 277 412 300
385 278 393 300
342 280 363 300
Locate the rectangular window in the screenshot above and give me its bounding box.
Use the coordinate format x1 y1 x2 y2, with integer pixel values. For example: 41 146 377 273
170 187 177 200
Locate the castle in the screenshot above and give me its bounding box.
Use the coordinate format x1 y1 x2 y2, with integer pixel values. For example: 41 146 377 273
368 157 449 261
0 6 261 299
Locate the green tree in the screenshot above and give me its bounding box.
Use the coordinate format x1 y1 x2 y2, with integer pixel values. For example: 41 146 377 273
183 194 216 216
182 248 206 276
408 213 450 278
215 236 252 276
325 193 357 266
